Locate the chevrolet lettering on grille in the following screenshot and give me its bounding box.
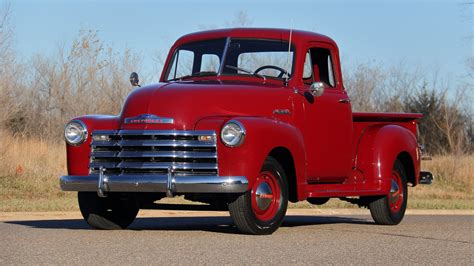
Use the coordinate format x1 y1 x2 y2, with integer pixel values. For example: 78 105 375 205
124 114 174 124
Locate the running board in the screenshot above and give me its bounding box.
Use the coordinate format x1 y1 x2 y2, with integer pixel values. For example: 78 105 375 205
305 180 389 198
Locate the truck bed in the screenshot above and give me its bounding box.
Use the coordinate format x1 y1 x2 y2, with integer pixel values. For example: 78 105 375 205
351 112 422 175
353 112 423 122
352 112 422 139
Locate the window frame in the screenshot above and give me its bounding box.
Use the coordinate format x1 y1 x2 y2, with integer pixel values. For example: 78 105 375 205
164 38 227 81
302 42 341 90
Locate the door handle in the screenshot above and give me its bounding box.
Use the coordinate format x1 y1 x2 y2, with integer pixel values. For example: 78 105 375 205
338 98 351 104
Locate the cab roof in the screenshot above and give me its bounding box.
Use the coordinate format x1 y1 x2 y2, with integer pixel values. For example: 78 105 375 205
174 28 337 47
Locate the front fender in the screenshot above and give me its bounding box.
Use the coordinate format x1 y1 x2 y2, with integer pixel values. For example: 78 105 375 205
66 115 119 175
195 116 306 191
355 124 419 193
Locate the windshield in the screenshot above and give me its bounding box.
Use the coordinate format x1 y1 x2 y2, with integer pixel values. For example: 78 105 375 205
165 38 295 82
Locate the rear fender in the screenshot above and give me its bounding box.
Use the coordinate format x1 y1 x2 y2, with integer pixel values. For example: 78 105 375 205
355 125 420 193
195 117 307 196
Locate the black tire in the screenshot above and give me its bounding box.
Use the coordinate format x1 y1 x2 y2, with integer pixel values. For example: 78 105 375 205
369 159 408 225
78 192 139 230
307 197 330 205
228 157 288 235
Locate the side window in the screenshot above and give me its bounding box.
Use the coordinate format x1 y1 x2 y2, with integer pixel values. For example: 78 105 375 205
305 47 337 88
201 54 220 73
302 51 313 85
327 55 335 87
167 50 194 80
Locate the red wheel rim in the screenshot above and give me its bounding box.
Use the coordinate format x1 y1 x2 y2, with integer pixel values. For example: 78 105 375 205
388 170 404 213
251 171 281 221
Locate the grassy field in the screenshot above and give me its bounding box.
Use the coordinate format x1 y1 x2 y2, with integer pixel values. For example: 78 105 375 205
0 132 472 211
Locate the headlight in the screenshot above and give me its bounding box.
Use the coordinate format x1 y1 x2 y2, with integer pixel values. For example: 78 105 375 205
221 120 245 147
64 120 88 146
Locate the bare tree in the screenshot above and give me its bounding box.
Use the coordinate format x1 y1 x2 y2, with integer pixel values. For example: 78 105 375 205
0 2 12 63
435 88 470 154
343 61 385 112
225 10 253 27
0 2 25 134
8 30 143 139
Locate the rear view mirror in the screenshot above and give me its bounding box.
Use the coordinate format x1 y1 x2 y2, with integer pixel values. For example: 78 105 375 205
130 72 140 87
309 82 325 97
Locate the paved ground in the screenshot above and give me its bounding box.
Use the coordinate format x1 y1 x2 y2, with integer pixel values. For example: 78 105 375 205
1 209 472 264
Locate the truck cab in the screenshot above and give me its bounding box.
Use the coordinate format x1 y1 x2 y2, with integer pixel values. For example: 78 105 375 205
60 28 432 234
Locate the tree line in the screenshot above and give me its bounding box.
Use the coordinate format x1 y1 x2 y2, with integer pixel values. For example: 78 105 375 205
0 6 472 155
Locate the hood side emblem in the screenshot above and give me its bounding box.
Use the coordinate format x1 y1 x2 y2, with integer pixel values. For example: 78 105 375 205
273 109 291 115
125 114 174 124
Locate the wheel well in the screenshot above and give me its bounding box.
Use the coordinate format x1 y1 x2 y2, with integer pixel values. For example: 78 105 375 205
397 152 415 186
269 147 297 203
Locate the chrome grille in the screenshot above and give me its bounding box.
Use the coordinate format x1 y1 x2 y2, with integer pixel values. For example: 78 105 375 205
89 130 218 176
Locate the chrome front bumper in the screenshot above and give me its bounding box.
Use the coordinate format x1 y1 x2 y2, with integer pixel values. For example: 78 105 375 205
60 174 248 197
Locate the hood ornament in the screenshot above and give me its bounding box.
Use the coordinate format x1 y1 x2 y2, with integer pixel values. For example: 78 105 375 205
125 114 174 124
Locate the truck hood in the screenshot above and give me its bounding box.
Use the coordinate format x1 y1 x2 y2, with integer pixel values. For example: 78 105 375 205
119 80 292 130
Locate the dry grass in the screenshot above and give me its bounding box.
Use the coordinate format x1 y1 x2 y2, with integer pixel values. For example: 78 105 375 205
408 154 473 209
0 132 472 211
0 132 76 211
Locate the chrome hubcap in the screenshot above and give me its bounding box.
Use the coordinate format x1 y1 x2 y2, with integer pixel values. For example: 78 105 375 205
390 179 400 204
255 182 273 211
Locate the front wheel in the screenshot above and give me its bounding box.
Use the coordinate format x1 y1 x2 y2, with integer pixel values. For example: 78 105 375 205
228 157 288 235
78 192 139 230
369 159 408 225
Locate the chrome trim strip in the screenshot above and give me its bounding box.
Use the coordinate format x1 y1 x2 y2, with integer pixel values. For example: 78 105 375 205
60 175 248 194
89 161 218 170
90 140 118 147
91 130 216 136
91 130 117 135
91 151 217 159
90 151 119 157
91 139 216 148
120 130 216 136
116 162 218 170
119 140 216 147
90 162 117 169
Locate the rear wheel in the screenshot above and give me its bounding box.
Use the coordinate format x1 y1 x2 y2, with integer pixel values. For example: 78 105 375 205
228 157 288 235
78 192 139 229
369 159 408 225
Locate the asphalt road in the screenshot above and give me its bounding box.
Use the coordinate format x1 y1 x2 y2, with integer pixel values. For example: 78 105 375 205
1 210 472 264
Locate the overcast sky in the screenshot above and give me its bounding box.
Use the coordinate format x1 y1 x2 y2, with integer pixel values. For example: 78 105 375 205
4 0 473 84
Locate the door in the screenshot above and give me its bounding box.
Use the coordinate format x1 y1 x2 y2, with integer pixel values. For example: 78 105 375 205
300 42 353 183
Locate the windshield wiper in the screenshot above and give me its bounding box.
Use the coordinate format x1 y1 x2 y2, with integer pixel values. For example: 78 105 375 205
225 65 266 82
168 71 217 81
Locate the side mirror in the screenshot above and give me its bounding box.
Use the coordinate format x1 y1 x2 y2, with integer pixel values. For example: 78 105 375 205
309 82 325 97
130 72 140 87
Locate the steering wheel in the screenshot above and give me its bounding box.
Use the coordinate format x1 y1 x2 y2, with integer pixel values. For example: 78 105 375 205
254 65 289 78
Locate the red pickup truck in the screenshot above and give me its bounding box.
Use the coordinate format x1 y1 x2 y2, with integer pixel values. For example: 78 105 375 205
60 28 433 234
